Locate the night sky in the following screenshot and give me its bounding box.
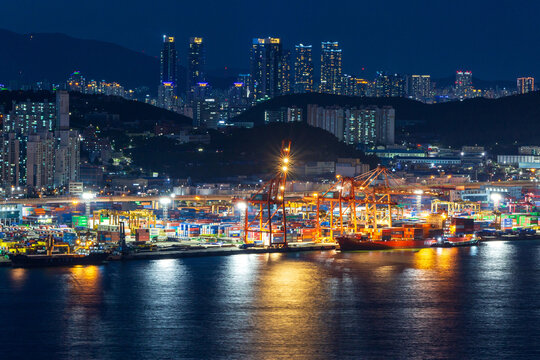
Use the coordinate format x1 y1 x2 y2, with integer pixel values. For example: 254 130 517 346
2 0 539 80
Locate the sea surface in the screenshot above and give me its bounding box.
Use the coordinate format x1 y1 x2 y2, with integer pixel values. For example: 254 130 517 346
2 241 540 359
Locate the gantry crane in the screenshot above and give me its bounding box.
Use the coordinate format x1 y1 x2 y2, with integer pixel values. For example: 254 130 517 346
308 166 429 242
240 141 291 247
92 209 157 232
431 199 481 216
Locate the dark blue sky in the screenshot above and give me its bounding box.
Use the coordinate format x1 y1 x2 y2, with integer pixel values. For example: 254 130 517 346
2 0 538 80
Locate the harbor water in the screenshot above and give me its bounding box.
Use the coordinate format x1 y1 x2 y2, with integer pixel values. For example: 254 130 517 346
2 241 540 359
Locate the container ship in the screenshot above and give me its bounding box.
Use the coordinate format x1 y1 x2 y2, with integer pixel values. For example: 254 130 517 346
337 218 474 251
337 234 436 251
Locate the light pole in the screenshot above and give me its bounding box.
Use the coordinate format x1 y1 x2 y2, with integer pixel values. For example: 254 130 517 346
413 189 423 214
236 201 248 243
81 192 95 217
160 197 172 222
490 193 502 212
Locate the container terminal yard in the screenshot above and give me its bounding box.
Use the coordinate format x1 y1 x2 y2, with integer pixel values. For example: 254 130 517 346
0 143 539 266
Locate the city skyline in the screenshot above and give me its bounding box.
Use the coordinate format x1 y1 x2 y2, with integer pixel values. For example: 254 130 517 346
1 2 540 360
1 1 540 80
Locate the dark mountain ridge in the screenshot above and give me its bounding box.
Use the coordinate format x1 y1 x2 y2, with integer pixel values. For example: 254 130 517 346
233 92 540 146
0 29 159 90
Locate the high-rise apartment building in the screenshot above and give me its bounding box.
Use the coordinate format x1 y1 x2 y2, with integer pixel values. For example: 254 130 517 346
194 98 220 129
320 42 342 94
280 50 292 95
455 71 473 99
67 71 85 93
517 77 534 94
409 75 431 101
307 104 395 145
307 105 345 141
53 130 80 188
160 35 178 91
2 99 55 134
344 106 394 145
377 106 395 145
0 91 79 190
56 90 69 131
26 131 55 189
54 91 80 188
374 72 405 97
250 37 282 100
0 133 21 187
294 44 313 93
188 37 206 92
342 75 371 97
158 35 179 110
1 97 57 187
264 107 303 123
157 82 177 111
344 108 377 145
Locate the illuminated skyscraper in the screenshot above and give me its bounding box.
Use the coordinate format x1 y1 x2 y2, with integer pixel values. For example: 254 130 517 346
342 75 371 97
228 81 249 118
517 77 534 94
409 75 431 101
188 37 206 92
307 105 394 145
455 71 473 99
194 98 220 128
54 91 80 187
67 71 85 93
280 50 291 95
237 74 252 99
2 99 55 134
374 72 405 97
320 42 342 94
0 133 21 187
250 37 282 100
160 35 178 92
27 131 55 189
294 44 313 93
0 91 80 189
157 82 177 111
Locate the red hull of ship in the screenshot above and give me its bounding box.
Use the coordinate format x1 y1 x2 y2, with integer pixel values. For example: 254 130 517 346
338 236 435 251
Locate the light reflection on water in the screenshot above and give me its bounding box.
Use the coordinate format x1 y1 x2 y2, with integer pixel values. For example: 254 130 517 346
1 242 540 359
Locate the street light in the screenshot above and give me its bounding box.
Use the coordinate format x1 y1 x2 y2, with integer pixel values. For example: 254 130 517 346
160 197 172 205
81 192 95 201
160 197 172 221
236 201 247 211
81 192 95 216
414 189 423 213
490 192 502 211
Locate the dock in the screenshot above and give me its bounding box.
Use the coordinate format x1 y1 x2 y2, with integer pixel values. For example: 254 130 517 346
120 243 337 261
0 244 338 267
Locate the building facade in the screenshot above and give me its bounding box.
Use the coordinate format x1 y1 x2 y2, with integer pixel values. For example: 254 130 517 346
517 77 534 94
160 35 178 90
294 44 314 93
320 42 342 94
374 72 405 97
307 104 395 145
409 75 431 101
455 71 473 99
250 37 282 100
188 37 206 94
0 91 80 190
